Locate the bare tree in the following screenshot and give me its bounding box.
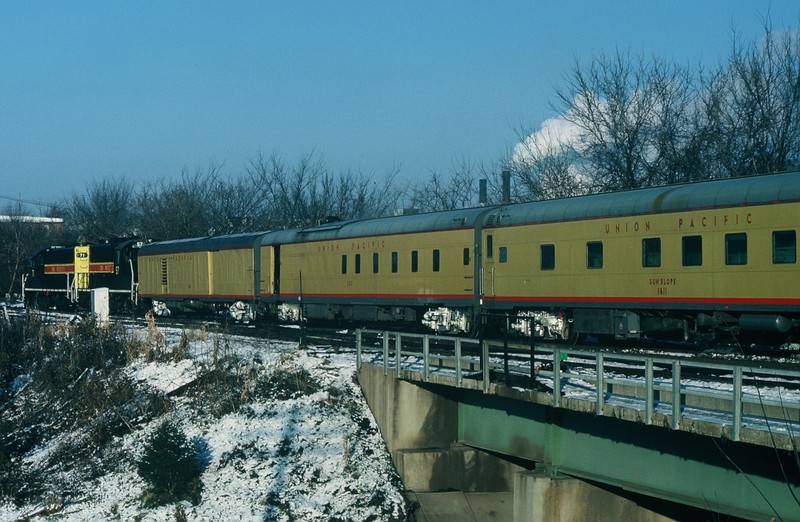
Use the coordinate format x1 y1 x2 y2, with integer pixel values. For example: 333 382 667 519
247 151 320 228
697 24 800 177
247 151 400 228
316 167 401 221
405 156 483 211
510 123 589 200
554 50 695 191
63 178 136 241
203 173 263 235
135 163 258 240
0 203 59 297
647 66 701 184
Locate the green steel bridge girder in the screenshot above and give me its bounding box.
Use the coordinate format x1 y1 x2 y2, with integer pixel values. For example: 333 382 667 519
457 391 800 521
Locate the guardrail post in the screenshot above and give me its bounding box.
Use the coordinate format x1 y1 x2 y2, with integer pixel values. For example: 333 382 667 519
672 360 681 430
733 366 743 442
482 340 490 393
503 315 510 383
382 333 389 376
395 332 402 378
553 347 561 408
355 330 362 370
645 358 654 425
455 338 462 387
596 352 604 416
423 334 430 382
529 334 536 388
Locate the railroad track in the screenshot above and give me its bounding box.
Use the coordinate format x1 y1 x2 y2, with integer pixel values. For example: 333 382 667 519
8 304 800 379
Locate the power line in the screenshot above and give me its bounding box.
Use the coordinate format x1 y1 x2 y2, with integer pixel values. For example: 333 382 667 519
0 194 57 209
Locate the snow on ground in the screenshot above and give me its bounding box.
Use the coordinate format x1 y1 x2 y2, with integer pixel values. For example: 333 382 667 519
0 325 411 521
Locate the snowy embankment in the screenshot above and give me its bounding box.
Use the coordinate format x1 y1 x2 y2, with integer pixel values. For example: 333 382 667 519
0 322 412 521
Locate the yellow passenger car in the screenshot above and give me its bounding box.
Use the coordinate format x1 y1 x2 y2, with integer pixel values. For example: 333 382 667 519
481 172 800 340
259 211 484 330
138 233 269 321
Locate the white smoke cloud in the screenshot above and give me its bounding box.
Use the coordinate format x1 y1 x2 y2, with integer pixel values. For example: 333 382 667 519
512 110 584 167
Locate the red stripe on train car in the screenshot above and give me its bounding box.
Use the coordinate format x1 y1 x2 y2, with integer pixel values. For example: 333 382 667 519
275 293 472 301
139 293 256 300
44 265 75 274
495 295 800 306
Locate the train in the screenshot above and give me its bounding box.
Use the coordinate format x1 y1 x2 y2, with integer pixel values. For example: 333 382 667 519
23 171 800 346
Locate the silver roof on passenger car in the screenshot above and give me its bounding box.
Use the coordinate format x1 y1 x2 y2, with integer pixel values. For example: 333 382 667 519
259 206 495 245
147 172 799 251
488 171 800 226
140 232 267 255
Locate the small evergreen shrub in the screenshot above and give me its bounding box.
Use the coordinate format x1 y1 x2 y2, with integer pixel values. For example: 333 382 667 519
136 421 203 506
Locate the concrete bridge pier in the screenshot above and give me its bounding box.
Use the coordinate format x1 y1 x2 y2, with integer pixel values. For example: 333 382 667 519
514 470 675 522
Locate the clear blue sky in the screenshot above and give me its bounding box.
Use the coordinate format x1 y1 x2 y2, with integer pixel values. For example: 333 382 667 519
1 1 798 210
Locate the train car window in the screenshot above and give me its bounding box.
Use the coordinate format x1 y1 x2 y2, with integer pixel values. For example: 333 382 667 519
642 238 661 267
586 241 603 269
391 252 399 273
463 247 470 266
373 253 379 273
411 251 419 272
682 236 702 266
773 230 797 264
341 255 347 275
499 247 508 263
433 249 441 272
355 254 361 274
541 244 555 270
487 235 493 259
725 233 747 265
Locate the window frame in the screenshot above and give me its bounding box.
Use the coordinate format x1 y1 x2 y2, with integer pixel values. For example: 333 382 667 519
725 233 748 266
540 244 555 271
773 230 797 264
682 235 702 267
586 241 603 269
642 237 661 268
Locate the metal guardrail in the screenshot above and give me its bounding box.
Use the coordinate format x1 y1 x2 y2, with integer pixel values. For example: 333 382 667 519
355 329 800 443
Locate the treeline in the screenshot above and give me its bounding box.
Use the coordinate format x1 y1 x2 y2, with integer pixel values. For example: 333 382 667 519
0 151 499 298
62 153 405 242
1 22 798 298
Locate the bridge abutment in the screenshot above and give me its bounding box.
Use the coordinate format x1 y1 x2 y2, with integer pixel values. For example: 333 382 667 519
357 355 459 454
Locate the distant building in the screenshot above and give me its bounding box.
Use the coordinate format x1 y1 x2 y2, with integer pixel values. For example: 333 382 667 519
0 215 64 232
